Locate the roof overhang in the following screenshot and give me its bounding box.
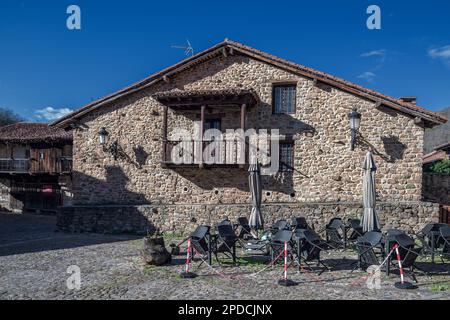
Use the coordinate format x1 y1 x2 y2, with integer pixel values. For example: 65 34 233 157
152 89 258 109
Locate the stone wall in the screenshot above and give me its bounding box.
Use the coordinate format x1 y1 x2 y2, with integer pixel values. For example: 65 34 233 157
57 201 439 235
422 173 450 204
69 53 425 208
0 178 11 211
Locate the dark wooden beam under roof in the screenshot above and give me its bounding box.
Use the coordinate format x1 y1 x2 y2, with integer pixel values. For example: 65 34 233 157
152 89 258 109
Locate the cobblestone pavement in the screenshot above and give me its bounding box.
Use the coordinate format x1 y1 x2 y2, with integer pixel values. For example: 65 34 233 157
0 213 449 300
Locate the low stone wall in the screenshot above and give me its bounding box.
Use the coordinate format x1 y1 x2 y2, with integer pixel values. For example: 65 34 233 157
57 201 440 235
422 173 450 204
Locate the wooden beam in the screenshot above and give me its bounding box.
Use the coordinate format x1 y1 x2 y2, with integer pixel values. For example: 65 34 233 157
163 75 170 83
199 105 206 169
240 103 247 168
222 47 228 58
161 105 168 167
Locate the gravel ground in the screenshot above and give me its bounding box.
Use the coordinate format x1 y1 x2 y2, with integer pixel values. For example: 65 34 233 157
0 213 449 300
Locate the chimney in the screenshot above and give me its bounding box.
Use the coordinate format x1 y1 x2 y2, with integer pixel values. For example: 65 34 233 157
400 96 417 105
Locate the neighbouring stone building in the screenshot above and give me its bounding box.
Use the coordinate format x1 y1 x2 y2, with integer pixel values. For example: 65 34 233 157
52 40 447 234
0 123 73 213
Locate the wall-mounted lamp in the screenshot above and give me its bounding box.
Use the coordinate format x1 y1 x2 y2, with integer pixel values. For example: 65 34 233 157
98 127 122 160
98 127 109 146
348 108 361 151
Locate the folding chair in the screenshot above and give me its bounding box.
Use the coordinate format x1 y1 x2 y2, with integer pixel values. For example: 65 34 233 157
269 219 289 234
325 218 345 249
235 217 253 240
291 217 310 231
353 240 382 272
416 223 447 257
189 225 212 268
296 229 332 275
347 219 364 243
214 220 239 265
269 229 295 265
390 233 424 283
439 225 450 263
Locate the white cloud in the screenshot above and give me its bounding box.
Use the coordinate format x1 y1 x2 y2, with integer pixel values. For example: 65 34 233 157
428 45 450 66
357 71 376 82
360 49 386 58
35 107 73 121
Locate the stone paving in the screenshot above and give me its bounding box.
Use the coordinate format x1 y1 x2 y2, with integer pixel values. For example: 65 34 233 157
0 213 449 300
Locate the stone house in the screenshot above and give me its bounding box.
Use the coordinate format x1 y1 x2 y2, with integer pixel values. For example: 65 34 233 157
51 40 447 234
0 123 73 213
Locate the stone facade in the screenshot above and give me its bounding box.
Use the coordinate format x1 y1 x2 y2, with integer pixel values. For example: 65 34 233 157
58 47 434 233
57 201 440 235
422 172 450 204
0 178 11 211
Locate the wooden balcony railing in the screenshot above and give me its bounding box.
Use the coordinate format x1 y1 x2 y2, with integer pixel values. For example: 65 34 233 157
0 159 29 173
0 158 73 174
162 139 247 167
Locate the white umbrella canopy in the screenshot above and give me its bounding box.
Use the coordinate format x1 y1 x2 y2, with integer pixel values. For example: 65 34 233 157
248 162 264 231
361 151 381 232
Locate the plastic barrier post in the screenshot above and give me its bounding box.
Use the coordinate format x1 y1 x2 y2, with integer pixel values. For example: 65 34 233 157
393 244 415 290
278 241 297 287
180 239 198 279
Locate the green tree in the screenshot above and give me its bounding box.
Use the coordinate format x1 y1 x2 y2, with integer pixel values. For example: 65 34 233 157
0 107 24 127
432 159 450 174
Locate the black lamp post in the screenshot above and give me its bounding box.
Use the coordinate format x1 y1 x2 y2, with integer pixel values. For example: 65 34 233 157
348 108 361 151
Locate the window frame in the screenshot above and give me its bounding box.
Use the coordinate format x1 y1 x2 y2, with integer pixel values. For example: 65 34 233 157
278 141 295 172
272 83 297 115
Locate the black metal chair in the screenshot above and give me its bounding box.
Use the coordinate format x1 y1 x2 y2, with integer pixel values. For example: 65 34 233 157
235 217 253 240
295 229 331 275
325 218 345 249
347 219 364 243
269 229 294 265
416 223 447 257
390 233 423 283
291 217 310 231
214 220 238 264
439 225 450 263
189 225 211 267
269 219 289 234
354 239 381 272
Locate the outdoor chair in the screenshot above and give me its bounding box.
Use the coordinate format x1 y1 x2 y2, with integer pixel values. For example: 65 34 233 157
353 239 382 272
325 218 345 249
235 217 253 240
295 229 331 275
416 223 447 256
214 220 239 265
291 217 310 231
269 229 295 265
189 225 212 267
269 219 289 234
390 233 424 282
439 225 450 263
346 219 364 243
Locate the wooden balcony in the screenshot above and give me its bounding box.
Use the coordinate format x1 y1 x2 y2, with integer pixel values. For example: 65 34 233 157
162 139 247 168
0 157 72 174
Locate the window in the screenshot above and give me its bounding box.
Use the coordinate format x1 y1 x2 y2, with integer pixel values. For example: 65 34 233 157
279 142 294 172
204 119 221 131
273 84 296 114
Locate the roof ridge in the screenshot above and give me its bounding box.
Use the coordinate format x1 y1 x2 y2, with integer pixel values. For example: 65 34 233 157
51 39 447 127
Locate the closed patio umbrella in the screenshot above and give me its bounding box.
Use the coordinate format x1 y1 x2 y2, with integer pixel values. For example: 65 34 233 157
248 162 264 233
361 151 380 232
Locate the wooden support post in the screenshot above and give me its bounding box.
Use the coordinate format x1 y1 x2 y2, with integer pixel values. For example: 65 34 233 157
199 105 206 169
162 105 168 167
240 103 247 168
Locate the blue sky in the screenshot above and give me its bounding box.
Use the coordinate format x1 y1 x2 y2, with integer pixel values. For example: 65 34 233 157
1 0 450 122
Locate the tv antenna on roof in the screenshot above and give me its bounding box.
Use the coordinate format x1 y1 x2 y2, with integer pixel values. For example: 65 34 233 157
171 39 194 57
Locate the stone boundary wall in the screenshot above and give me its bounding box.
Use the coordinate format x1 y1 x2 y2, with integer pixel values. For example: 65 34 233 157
57 201 439 235
422 173 450 204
